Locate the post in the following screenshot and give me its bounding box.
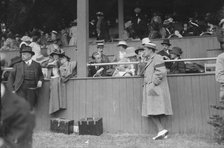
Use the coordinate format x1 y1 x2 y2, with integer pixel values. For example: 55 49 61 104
77 0 89 77
118 0 124 39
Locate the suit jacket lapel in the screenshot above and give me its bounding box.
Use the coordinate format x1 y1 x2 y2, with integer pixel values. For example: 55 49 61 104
20 62 25 78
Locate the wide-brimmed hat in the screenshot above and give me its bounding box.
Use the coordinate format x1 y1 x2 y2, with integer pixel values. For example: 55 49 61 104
161 39 171 46
117 41 127 47
35 55 49 64
135 46 145 54
20 46 35 56
124 47 136 58
170 47 183 56
21 36 32 42
144 42 157 51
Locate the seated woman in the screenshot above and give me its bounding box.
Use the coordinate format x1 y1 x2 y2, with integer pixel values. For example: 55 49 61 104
59 54 77 82
112 47 137 77
88 52 110 77
169 47 186 74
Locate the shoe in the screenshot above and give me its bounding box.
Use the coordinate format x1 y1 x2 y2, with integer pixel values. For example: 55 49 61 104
152 129 168 140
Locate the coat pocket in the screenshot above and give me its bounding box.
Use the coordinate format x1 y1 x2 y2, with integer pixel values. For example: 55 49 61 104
148 83 162 96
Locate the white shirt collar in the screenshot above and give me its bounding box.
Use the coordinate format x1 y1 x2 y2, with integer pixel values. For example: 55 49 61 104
25 59 33 65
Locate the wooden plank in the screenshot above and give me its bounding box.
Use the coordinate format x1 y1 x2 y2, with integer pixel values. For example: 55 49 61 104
86 79 93 117
167 76 179 133
192 76 203 134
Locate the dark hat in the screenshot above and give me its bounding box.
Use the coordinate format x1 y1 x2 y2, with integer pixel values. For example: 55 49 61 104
161 39 171 46
135 46 145 54
20 46 34 56
170 47 183 56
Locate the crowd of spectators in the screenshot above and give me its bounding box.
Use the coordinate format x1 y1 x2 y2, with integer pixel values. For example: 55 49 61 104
0 9 220 51
123 8 219 40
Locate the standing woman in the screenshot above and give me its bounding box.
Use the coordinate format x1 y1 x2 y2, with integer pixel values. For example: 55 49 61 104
141 41 173 140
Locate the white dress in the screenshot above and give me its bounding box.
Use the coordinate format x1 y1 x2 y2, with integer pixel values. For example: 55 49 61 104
69 26 77 46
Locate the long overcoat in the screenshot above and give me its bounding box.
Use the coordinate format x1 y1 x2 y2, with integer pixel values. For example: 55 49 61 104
142 54 173 116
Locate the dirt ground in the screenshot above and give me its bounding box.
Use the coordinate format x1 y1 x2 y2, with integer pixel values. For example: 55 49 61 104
33 131 223 148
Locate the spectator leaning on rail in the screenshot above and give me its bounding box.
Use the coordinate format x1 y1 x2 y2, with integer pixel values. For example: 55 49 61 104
112 40 128 62
141 40 173 140
215 18 224 102
88 51 110 77
59 53 77 82
112 47 137 77
169 47 186 74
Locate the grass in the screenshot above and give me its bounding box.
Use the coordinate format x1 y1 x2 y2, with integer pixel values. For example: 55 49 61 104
33 131 223 148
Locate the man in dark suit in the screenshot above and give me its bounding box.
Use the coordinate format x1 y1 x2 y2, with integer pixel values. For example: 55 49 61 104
157 39 172 69
0 52 35 148
8 45 44 109
131 7 148 39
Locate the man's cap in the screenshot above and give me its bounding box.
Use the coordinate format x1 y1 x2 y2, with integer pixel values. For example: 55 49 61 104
117 41 128 47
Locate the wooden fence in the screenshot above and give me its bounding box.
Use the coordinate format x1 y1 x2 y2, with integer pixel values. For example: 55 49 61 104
35 73 220 136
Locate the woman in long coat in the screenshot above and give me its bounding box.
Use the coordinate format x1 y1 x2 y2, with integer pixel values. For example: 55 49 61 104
141 41 173 140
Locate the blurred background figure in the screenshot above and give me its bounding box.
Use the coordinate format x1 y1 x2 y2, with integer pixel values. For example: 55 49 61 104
69 19 77 46
0 52 35 148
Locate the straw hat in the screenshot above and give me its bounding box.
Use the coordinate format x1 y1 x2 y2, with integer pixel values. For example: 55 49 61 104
117 41 128 47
